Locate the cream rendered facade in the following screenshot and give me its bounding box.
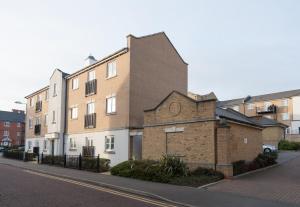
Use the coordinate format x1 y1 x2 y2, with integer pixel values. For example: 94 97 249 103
25 32 188 166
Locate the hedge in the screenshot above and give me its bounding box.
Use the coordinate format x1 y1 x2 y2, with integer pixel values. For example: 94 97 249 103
278 140 300 151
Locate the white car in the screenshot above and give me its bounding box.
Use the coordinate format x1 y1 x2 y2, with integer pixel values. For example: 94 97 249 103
263 144 277 153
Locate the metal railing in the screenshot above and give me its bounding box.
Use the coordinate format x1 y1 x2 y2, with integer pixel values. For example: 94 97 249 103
256 104 277 114
85 79 97 96
35 101 42 112
34 124 41 135
84 113 96 128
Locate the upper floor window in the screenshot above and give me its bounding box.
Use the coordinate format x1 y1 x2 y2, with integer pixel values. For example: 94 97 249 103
71 107 78 119
72 78 79 90
17 132 21 137
106 95 116 114
232 105 239 112
247 103 255 110
45 90 49 100
53 83 57 97
88 71 96 81
107 61 117 78
29 118 33 129
282 99 288 107
44 114 48 126
3 130 9 136
52 111 56 123
4 121 10 127
17 122 21 127
37 94 41 101
281 113 289 121
35 117 40 125
29 97 34 107
87 102 95 114
105 135 115 151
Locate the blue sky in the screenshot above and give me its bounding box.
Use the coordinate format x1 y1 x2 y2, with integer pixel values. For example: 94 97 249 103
0 0 299 111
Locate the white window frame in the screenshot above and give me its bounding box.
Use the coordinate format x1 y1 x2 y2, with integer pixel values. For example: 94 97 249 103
85 137 93 147
247 103 255 110
53 83 57 97
106 95 116 114
105 135 115 151
72 78 79 90
232 105 239 112
17 122 21 127
44 114 48 126
282 99 288 107
87 102 95 115
107 61 117 79
28 141 32 149
17 132 21 137
52 111 56 123
29 118 33 129
264 101 272 110
3 130 9 136
282 113 289 121
88 70 96 81
69 138 77 150
35 117 40 125
4 121 10 127
71 107 78 119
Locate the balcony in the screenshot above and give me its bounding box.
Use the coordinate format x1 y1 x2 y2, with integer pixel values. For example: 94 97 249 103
35 101 42 112
34 124 41 135
256 104 277 114
84 113 96 128
85 79 97 96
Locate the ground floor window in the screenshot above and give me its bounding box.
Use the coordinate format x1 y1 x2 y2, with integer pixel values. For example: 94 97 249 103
105 135 115 152
69 138 76 150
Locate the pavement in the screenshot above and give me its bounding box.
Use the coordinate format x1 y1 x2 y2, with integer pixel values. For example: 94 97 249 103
0 151 300 207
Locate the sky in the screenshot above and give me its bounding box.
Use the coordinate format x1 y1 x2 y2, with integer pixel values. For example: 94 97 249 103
0 0 299 111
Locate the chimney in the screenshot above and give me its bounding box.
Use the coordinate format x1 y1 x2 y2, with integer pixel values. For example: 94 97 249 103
84 54 97 67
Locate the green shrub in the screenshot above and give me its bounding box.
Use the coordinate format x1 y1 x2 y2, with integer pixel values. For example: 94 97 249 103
191 167 224 179
159 155 188 177
278 140 300 151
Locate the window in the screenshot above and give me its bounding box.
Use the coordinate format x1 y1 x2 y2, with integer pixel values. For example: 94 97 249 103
43 140 47 150
37 94 41 101
286 127 291 134
106 95 116 114
71 107 78 119
17 122 21 127
28 141 32 149
29 118 33 129
69 138 76 149
88 71 96 81
264 102 272 110
282 113 289 120
17 132 21 137
282 99 288 107
53 83 57 96
4 121 10 127
85 137 93 146
52 111 56 123
44 114 48 126
107 61 117 78
87 102 95 114
247 103 255 110
105 135 115 151
35 117 40 125
232 105 239 112
45 90 49 100
3 130 9 136
29 98 33 107
72 78 79 90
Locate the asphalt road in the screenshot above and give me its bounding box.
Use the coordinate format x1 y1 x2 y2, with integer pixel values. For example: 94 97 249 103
0 164 176 207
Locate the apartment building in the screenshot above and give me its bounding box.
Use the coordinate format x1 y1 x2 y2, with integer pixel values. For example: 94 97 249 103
25 32 188 165
218 89 300 142
0 109 25 147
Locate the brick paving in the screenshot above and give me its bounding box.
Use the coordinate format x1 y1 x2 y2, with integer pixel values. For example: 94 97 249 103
207 151 300 205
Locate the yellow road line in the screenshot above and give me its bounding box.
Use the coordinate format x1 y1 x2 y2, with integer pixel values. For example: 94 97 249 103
24 170 178 207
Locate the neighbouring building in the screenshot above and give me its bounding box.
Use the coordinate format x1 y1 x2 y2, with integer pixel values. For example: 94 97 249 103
25 32 188 166
218 89 300 143
0 109 25 147
143 91 264 177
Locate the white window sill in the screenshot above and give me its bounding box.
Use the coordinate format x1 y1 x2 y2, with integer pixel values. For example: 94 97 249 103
104 150 115 154
69 148 77 151
106 75 117 80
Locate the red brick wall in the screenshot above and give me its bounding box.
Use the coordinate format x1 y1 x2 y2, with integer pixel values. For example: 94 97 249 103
0 121 25 146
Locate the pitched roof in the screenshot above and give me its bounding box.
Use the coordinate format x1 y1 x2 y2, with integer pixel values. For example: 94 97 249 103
249 116 287 128
216 108 261 127
0 111 25 123
218 89 300 107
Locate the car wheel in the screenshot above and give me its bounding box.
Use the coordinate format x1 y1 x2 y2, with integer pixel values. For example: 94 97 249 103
264 148 271 153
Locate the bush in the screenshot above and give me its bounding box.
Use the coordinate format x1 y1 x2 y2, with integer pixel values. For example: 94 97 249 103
278 140 300 151
232 152 278 175
111 156 224 186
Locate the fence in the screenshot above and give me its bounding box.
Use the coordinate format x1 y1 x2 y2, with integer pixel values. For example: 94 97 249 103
3 150 35 161
40 153 110 173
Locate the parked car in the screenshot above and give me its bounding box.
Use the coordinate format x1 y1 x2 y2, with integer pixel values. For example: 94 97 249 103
263 144 277 153
0 146 6 152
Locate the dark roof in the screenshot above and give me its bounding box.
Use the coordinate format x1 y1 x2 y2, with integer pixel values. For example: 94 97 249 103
249 116 287 128
216 108 261 127
0 111 25 123
218 89 300 107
